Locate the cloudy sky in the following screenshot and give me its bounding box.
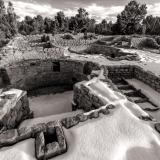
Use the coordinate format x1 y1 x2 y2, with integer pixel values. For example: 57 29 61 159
4 0 160 22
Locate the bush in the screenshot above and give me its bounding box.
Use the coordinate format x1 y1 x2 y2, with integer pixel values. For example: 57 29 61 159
138 37 159 49
0 39 9 48
41 35 50 42
61 34 75 40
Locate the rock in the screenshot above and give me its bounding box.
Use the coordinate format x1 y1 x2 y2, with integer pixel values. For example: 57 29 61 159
18 127 33 141
0 89 31 131
76 113 88 122
0 129 18 148
55 126 67 151
45 142 61 159
35 132 45 160
88 111 99 119
99 108 110 115
108 104 116 109
61 116 79 129
32 123 47 137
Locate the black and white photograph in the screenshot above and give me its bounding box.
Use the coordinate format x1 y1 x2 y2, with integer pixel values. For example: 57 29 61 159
0 0 160 159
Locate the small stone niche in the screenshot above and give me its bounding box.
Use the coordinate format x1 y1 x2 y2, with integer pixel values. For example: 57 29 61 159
35 121 67 160
44 128 58 145
52 62 60 72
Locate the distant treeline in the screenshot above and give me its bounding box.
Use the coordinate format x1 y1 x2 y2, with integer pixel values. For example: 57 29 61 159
1 0 160 42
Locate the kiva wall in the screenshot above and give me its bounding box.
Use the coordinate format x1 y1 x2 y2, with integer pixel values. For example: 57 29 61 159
1 59 100 91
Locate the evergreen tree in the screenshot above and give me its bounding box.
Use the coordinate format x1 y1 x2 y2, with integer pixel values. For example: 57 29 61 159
115 0 147 34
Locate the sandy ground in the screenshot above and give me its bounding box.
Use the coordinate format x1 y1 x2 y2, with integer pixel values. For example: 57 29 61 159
29 91 73 118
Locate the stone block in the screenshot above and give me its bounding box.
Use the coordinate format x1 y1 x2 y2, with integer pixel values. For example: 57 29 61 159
76 113 88 122
88 111 99 119
35 132 45 160
0 129 18 148
61 116 79 129
18 127 33 141
32 123 47 137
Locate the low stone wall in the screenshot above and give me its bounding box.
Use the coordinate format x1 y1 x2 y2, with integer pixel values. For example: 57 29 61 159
73 82 106 112
134 66 160 93
61 104 115 129
106 65 160 93
0 89 32 131
107 65 135 80
0 59 100 91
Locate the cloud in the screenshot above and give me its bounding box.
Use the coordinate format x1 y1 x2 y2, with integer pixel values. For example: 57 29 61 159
147 3 160 17
5 1 160 23
85 3 124 22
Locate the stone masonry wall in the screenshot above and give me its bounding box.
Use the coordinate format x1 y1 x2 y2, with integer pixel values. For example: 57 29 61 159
2 59 86 91
0 89 31 131
107 65 135 80
106 65 160 93
134 66 160 93
73 82 106 112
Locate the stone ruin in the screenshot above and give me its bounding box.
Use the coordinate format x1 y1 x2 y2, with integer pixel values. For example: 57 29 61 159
0 58 160 159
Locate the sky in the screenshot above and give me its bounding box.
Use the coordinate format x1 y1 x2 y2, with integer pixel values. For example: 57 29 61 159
4 0 160 22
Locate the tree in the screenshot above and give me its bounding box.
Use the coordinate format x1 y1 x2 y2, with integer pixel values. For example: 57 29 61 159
75 8 89 31
7 2 18 35
55 11 66 31
143 15 160 35
115 0 147 34
0 0 5 15
32 15 44 34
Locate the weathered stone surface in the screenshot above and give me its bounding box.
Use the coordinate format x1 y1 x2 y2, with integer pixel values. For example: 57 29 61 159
0 129 18 148
108 104 116 109
76 113 88 122
88 111 99 119
35 132 45 160
18 127 33 141
99 108 110 115
32 123 47 137
61 116 79 129
0 89 31 131
56 126 66 151
45 142 61 159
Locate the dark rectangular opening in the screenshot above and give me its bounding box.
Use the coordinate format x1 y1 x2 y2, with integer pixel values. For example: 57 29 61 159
44 128 58 145
52 62 60 72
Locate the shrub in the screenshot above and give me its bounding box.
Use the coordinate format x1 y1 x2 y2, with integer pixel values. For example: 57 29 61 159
138 37 159 49
0 39 9 48
41 35 50 42
61 34 75 40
